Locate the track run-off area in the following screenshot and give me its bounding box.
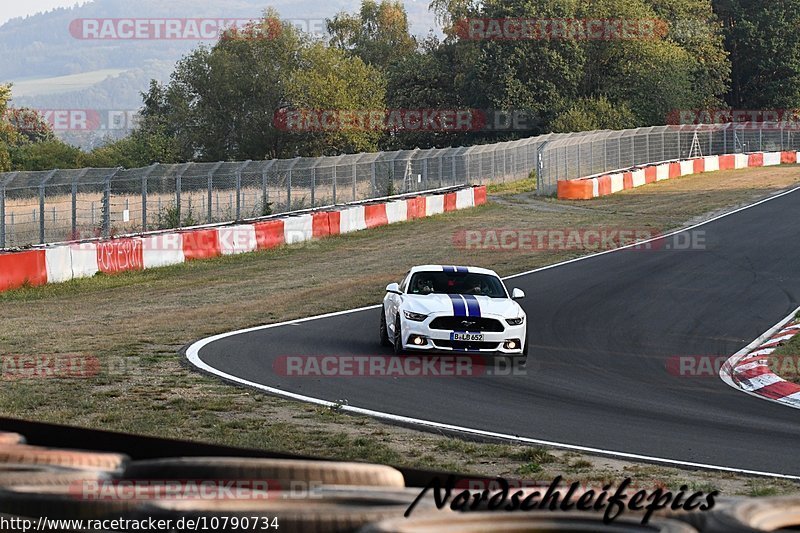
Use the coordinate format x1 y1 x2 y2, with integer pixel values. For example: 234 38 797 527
188 185 800 479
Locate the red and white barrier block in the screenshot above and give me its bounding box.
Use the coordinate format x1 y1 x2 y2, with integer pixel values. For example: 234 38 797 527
722 318 800 408
558 151 800 200
0 186 487 293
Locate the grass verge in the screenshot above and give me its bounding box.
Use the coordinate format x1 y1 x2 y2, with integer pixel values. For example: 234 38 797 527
2 166 800 496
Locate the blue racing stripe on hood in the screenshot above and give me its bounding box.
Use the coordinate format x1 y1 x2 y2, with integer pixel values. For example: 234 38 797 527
462 294 481 317
447 293 467 316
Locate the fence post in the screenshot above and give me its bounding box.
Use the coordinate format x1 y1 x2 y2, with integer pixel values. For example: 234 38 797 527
371 160 377 195
67 168 89 240
630 136 635 167
38 170 57 244
259 160 276 215
286 168 292 210
759 126 763 151
102 170 116 238
724 128 728 154
205 162 223 223
138 163 157 232
311 167 316 207
0 184 4 249
352 160 357 202
70 178 79 242
536 142 547 194
175 164 189 228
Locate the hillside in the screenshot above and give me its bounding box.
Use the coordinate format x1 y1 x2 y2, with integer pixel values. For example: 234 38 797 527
1 0 437 149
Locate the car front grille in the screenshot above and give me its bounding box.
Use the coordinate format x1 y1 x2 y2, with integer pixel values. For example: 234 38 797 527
429 316 505 332
432 340 502 351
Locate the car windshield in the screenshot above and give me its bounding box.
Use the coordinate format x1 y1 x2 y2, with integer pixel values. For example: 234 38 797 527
408 271 507 298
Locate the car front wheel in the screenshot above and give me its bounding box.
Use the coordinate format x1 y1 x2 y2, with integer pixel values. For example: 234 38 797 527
393 315 404 355
379 309 391 347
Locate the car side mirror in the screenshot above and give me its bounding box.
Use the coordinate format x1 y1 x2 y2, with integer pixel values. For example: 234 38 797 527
386 283 401 295
511 288 525 300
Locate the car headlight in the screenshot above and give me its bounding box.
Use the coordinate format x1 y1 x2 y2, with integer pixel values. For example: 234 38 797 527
506 317 524 326
403 311 428 322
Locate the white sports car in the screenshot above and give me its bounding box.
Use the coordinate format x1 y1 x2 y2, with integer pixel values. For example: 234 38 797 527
380 265 528 356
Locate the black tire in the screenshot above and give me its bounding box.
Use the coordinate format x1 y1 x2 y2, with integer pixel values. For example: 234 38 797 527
379 309 391 347
522 335 529 357
393 315 404 355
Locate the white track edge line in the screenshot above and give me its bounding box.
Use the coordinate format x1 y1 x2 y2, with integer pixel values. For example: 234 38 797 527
186 342 800 480
186 184 800 480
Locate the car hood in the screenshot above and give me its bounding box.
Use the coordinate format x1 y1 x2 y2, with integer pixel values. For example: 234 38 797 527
402 293 523 318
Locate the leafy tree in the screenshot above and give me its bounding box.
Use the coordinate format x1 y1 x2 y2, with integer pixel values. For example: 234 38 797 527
425 0 728 130
327 0 417 70
714 0 800 108
283 43 386 155
0 84 16 171
139 10 387 161
9 140 83 171
552 97 636 132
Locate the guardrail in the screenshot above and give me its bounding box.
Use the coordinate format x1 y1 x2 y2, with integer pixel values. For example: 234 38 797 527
0 141 534 249
557 151 798 200
0 185 487 293
2 122 795 248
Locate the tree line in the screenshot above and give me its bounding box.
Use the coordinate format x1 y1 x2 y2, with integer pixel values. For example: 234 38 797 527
1 0 798 172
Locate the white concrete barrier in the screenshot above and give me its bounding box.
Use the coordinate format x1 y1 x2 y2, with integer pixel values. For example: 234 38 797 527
44 245 73 284
142 234 185 268
283 214 314 244
763 152 782 166
70 242 99 279
704 155 720 172
610 174 625 193
385 200 408 224
339 206 367 234
425 195 444 216
735 154 749 169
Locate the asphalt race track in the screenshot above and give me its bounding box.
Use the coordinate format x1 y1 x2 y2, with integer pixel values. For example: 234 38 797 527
191 187 800 477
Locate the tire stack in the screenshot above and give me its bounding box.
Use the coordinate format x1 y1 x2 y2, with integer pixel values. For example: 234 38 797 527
0 431 128 531
0 430 797 532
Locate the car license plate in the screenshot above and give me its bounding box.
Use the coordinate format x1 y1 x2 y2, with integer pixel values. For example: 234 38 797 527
451 332 484 342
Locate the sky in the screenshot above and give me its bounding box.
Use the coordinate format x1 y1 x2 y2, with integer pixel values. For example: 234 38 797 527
0 0 88 25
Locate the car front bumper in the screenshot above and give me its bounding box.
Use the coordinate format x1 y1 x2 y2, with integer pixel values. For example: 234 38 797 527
400 313 526 354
